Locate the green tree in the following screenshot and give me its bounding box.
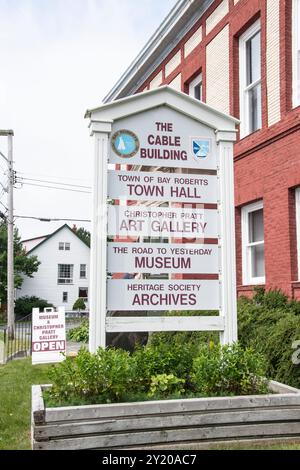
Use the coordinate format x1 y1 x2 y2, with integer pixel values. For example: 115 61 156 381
73 226 90 247
0 223 40 303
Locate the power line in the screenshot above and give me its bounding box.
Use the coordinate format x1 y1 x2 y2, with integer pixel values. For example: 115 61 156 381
17 170 91 184
15 215 91 222
17 176 91 189
16 181 91 194
0 200 8 211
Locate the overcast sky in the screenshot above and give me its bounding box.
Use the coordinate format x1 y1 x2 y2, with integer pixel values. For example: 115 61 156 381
0 0 176 240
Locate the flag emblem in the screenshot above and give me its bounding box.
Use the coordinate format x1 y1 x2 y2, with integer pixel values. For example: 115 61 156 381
111 130 140 158
192 139 210 159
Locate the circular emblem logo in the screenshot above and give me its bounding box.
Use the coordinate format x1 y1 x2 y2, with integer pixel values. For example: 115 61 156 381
111 130 139 158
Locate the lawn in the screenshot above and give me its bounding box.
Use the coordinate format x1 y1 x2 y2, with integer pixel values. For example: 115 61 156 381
0 358 300 450
0 357 53 450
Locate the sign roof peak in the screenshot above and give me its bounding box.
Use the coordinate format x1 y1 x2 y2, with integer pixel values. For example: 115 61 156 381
85 86 239 132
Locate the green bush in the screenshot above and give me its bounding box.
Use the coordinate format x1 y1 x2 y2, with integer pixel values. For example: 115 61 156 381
191 342 268 397
67 320 89 343
45 347 136 406
148 374 185 399
14 296 54 319
44 340 269 407
238 288 300 388
72 298 86 311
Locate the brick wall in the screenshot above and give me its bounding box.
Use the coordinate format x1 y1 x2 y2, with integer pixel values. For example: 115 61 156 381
136 0 300 298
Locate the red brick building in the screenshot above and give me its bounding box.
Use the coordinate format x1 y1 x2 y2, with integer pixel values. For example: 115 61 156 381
104 0 300 299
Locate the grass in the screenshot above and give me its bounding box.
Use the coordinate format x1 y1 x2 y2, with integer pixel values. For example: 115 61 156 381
0 358 300 451
0 357 53 450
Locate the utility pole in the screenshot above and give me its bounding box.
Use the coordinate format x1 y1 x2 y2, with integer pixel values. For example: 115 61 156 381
0 130 15 340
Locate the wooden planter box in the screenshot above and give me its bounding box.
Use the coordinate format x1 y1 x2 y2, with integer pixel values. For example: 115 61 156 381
32 381 300 450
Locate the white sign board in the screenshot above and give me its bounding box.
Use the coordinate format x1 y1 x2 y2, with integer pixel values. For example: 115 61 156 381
87 88 238 349
107 242 219 274
108 170 218 204
108 205 218 238
108 106 218 169
107 279 220 311
32 307 66 365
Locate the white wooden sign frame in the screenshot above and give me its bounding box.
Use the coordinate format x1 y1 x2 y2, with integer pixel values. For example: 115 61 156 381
86 86 239 351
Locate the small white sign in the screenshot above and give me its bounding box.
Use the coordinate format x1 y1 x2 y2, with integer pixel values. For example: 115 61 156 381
107 242 219 274
32 307 66 365
108 170 218 204
107 279 220 311
107 205 219 238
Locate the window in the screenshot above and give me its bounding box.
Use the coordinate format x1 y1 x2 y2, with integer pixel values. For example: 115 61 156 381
78 287 88 301
62 292 68 303
58 242 71 251
296 188 300 279
242 201 265 285
188 73 202 100
58 264 73 284
293 0 300 107
239 20 262 137
80 264 87 279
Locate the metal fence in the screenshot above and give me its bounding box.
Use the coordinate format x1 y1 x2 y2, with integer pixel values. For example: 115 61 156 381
1 313 32 363
0 311 89 364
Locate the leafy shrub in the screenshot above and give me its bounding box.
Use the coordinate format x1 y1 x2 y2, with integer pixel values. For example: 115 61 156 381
192 342 268 396
14 296 54 319
45 347 136 405
238 290 300 388
45 340 269 407
148 374 185 399
67 320 89 343
72 298 86 311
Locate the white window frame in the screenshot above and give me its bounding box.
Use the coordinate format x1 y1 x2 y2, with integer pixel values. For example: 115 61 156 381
78 287 88 301
239 19 262 138
188 73 202 100
58 242 64 251
62 292 68 303
241 200 265 285
293 0 300 107
57 264 74 285
80 264 87 279
296 188 300 279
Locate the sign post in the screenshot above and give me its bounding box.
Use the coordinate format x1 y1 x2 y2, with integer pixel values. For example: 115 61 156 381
86 86 239 351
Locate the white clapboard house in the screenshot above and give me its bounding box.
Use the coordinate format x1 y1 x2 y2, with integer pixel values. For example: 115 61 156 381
18 224 90 311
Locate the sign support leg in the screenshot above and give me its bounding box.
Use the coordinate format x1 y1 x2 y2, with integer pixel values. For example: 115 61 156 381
89 121 112 352
217 132 238 345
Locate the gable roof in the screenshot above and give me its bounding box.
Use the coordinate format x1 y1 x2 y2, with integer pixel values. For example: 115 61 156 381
86 85 239 131
25 224 90 255
103 0 214 103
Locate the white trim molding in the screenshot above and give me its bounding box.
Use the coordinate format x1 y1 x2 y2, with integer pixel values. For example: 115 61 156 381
241 200 265 286
239 19 262 138
296 187 300 279
188 73 203 100
293 0 300 108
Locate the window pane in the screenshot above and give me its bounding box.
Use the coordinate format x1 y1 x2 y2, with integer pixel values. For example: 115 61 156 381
249 82 262 132
246 31 261 85
297 51 300 104
80 264 86 278
65 243 70 251
59 242 64 250
194 83 202 100
251 244 265 278
79 287 88 298
249 208 264 243
63 292 68 302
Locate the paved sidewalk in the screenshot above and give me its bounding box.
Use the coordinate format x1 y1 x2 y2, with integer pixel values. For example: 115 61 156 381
66 341 87 356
